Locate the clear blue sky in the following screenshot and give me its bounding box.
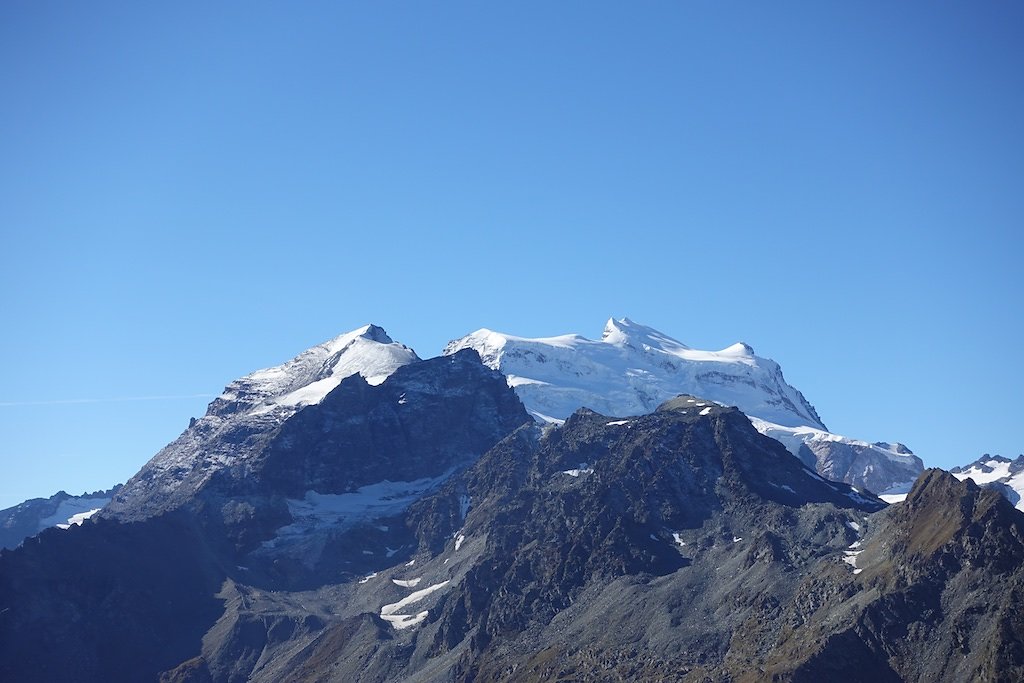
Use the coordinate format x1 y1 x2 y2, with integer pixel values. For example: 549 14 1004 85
1 2 1021 509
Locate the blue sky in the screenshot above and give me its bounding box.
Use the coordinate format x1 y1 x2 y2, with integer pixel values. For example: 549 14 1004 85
1 2 1021 509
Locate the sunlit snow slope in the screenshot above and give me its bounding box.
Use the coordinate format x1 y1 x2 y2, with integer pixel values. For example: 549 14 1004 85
445 317 922 493
951 455 1024 510
446 318 824 429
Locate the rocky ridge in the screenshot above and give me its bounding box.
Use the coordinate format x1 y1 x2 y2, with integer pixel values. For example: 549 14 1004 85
0 485 121 550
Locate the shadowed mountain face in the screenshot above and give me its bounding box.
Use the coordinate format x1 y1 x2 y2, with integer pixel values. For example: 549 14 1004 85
0 350 530 682
1 352 1021 682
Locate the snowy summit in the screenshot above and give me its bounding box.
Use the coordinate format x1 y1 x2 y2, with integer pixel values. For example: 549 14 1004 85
445 317 824 429
445 317 923 494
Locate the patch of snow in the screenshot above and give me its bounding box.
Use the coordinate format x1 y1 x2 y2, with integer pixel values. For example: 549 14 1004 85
269 470 456 546
732 536 742 543
40 498 111 530
405 559 416 567
699 407 713 416
358 572 378 584
954 459 1012 485
381 610 429 629
455 534 465 551
606 420 631 426
380 580 450 623
55 507 102 530
392 577 422 588
849 540 862 549
846 521 861 532
529 410 565 425
563 463 594 477
843 549 864 574
879 493 908 504
672 532 686 547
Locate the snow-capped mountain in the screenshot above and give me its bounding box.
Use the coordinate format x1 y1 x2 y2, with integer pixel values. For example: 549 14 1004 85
4 321 1024 683
749 419 921 497
104 324 419 520
445 317 825 429
0 486 120 550
445 317 923 493
951 454 1024 510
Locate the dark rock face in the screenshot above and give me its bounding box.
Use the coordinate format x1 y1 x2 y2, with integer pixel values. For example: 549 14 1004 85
249 349 531 499
0 512 227 683
766 469 1024 682
3 382 1022 683
0 351 530 682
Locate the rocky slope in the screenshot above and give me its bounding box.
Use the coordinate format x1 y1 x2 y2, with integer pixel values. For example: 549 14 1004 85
446 317 923 494
0 348 530 682
153 397 1023 683
103 324 419 521
1 325 1018 683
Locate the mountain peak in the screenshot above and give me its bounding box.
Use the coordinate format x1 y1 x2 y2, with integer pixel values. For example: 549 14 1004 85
446 318 824 430
601 316 691 352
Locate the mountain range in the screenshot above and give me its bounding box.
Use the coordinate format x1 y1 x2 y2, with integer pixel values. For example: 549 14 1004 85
0 319 1020 682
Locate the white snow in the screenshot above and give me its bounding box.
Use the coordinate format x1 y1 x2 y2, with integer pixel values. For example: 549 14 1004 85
606 420 631 426
699 407 713 416
358 572 378 584
951 458 1024 511
843 549 864 574
562 464 594 477
268 470 455 545
672 532 686 547
444 317 825 430
39 497 111 531
55 508 102 530
455 534 465 551
878 479 916 505
392 577 422 588
880 493 907 504
380 579 450 629
242 327 415 417
749 417 918 472
954 459 1011 485
405 559 416 567
846 521 861 532
732 536 743 543
381 610 429 629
